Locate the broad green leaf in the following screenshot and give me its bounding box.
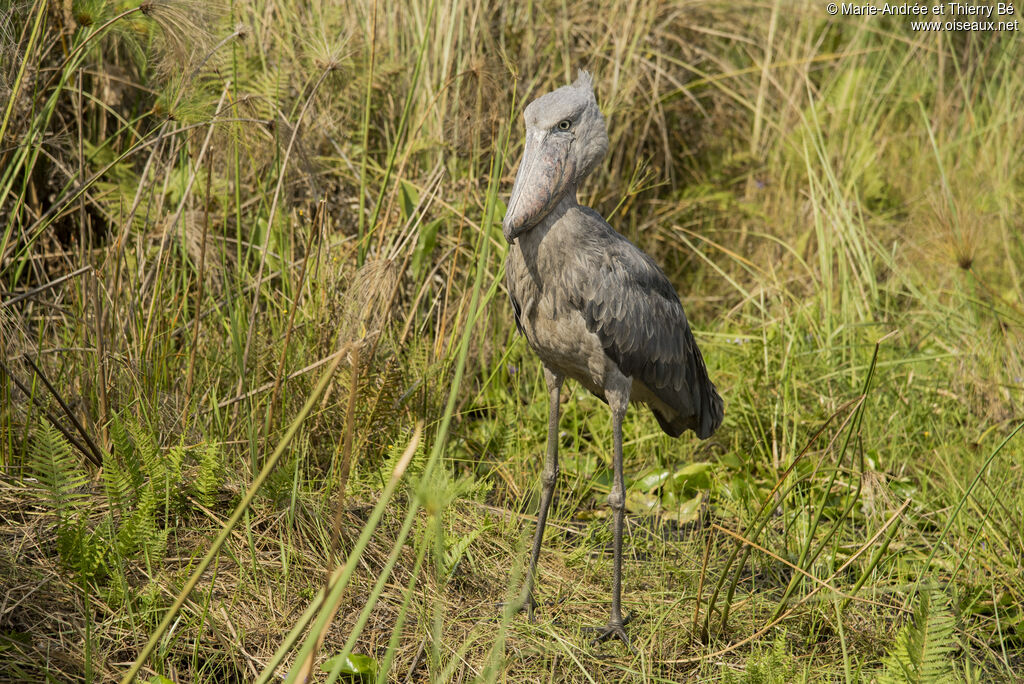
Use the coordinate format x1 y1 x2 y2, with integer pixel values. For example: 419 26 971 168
630 468 671 492
322 653 378 676
662 493 702 524
671 462 713 493
399 179 419 221
411 219 441 279
625 490 659 515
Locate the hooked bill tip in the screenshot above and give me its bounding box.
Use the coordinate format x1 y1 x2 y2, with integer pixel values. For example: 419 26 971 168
502 213 523 243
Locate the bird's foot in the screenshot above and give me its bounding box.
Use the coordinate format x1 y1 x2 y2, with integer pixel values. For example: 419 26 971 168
584 613 635 652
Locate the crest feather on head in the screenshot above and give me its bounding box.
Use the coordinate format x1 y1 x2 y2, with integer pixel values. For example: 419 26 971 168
573 70 594 92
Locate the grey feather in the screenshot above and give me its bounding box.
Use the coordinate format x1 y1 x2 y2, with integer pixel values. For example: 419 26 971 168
566 209 722 438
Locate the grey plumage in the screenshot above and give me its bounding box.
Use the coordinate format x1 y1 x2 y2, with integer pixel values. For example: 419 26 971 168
509 203 721 438
503 70 723 646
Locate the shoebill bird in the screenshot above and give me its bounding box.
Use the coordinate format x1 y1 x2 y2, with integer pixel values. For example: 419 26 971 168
503 71 724 646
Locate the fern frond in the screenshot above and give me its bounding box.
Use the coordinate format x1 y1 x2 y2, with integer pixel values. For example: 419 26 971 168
117 486 158 559
135 420 165 487
721 630 800 684
192 442 222 508
29 424 108 580
102 449 134 517
109 411 132 462
879 585 957 684
193 444 224 507
116 414 146 493
166 445 186 513
30 422 90 520
443 523 490 578
379 426 427 484
57 515 107 581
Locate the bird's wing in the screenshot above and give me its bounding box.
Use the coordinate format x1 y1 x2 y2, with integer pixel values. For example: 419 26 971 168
505 250 526 336
509 293 524 334
564 208 723 438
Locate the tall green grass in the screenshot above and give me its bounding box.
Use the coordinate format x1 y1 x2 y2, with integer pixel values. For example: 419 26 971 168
1 0 1022 681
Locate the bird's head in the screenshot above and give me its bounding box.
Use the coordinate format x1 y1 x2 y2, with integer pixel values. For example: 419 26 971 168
503 70 608 243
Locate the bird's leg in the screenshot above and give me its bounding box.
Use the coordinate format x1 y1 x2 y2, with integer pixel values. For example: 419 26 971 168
588 384 634 649
517 367 563 620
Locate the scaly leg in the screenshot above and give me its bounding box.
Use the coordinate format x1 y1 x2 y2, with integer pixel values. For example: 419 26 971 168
517 366 563 620
589 381 634 648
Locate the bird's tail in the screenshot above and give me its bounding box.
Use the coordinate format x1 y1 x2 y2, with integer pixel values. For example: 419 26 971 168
653 347 723 440
696 377 724 439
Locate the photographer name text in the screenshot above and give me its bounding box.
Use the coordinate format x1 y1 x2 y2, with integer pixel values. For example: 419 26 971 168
825 2 1019 30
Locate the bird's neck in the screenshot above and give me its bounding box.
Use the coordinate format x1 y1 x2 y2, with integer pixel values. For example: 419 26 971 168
514 185 581 272
531 184 580 235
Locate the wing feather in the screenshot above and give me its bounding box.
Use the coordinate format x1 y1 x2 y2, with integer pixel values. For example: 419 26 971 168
564 208 723 438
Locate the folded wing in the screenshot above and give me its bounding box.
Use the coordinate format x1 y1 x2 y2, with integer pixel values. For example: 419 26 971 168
563 208 723 439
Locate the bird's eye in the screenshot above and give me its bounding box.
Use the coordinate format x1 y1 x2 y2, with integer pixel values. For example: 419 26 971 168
557 120 571 131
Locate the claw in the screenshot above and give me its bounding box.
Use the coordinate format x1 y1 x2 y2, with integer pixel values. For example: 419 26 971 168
584 613 635 652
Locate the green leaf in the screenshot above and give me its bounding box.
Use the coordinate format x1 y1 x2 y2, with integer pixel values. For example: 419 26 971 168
671 462 713 493
630 468 671 492
719 452 743 469
662 493 703 524
322 653 378 676
878 584 957 683
399 179 419 221
443 523 490 577
495 197 507 228
625 490 659 515
411 219 441 280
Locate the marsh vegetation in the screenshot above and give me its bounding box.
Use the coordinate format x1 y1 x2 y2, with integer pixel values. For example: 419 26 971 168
1 0 1022 681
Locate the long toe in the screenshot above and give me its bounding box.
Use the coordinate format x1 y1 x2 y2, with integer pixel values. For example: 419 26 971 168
585 613 635 652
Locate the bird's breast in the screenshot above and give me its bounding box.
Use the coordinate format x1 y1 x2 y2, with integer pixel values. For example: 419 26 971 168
506 246 610 394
